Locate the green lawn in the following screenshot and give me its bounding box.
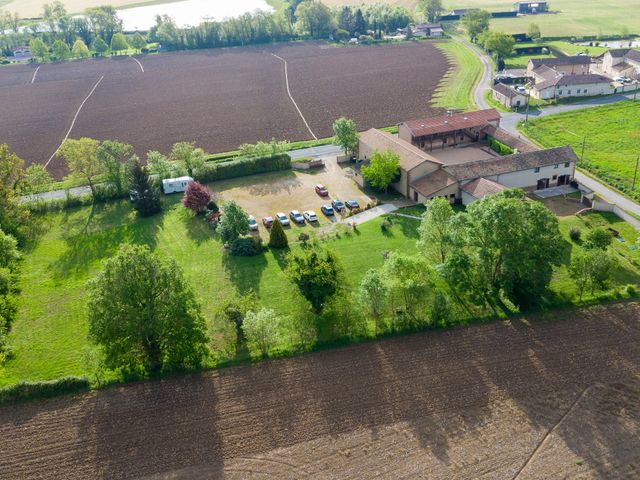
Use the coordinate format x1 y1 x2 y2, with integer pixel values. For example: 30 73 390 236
546 41 609 57
504 52 555 69
433 40 483 111
519 101 640 200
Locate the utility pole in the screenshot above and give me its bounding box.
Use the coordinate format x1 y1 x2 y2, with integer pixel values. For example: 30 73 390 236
580 136 586 162
524 89 531 125
634 155 640 191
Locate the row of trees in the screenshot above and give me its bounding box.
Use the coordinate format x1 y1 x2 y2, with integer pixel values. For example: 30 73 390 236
28 31 144 61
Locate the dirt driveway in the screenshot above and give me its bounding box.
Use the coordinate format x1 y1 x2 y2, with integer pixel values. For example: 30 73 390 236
210 157 373 226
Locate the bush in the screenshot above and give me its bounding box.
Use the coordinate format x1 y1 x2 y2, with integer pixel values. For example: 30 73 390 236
585 227 612 250
182 181 211 213
230 235 263 256
626 284 637 297
380 218 392 231
195 154 291 183
268 219 288 248
569 226 581 242
0 376 90 405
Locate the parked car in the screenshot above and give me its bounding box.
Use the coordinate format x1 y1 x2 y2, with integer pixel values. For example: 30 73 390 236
331 199 346 212
303 210 318 222
321 204 334 216
345 199 360 210
614 76 625 82
275 212 290 226
248 215 258 231
262 216 274 228
289 210 305 224
315 184 329 196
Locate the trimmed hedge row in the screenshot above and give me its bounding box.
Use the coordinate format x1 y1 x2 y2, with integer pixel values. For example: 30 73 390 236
0 376 90 405
488 137 514 156
195 154 292 183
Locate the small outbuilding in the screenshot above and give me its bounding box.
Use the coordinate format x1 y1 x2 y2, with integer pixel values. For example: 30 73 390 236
162 176 193 194
491 83 528 108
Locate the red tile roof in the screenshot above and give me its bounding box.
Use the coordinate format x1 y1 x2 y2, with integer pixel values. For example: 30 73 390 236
402 109 501 138
359 129 442 171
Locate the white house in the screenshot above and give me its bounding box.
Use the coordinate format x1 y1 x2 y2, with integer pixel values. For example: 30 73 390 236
162 176 193 194
600 49 640 79
531 73 613 100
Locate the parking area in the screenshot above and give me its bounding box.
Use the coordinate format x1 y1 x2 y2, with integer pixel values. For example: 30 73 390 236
209 157 374 231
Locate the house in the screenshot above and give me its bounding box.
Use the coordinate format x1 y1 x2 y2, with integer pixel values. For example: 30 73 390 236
492 83 528 108
359 110 577 205
527 56 591 77
600 49 640 79
513 1 549 14
531 73 613 100
10 45 32 62
407 23 444 37
398 109 501 152
450 9 468 16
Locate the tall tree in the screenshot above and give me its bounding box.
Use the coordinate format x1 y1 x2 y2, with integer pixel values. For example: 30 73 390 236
417 197 455 264
242 308 281 357
96 140 134 195
0 145 31 245
268 219 289 248
357 268 389 336
129 32 147 51
59 138 103 199
147 151 173 179
88 244 208 374
182 181 211 213
92 37 109 56
23 164 52 194
218 201 249 244
295 0 334 39
51 39 70 60
86 6 122 44
569 249 617 300
332 117 358 156
419 0 443 23
286 249 343 314
361 149 400 192
170 141 206 177
528 23 541 42
29 38 48 61
353 8 366 35
129 159 161 216
480 31 515 62
462 9 491 43
110 32 129 54
71 38 90 58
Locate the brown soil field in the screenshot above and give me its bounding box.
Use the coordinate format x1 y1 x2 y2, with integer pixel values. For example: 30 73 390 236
1 302 640 479
0 41 448 179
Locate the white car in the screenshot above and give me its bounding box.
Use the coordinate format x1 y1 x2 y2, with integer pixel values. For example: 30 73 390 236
275 212 290 226
303 210 318 222
248 215 258 231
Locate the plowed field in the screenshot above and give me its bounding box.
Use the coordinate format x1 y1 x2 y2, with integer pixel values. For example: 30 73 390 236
2 302 640 479
0 41 448 178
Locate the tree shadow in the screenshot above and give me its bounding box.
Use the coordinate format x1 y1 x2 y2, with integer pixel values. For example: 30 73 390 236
222 249 269 296
179 209 212 246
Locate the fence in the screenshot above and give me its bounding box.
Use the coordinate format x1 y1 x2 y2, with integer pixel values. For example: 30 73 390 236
592 199 640 230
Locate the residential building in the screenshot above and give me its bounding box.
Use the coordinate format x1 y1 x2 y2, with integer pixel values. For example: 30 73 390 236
600 49 640 79
531 73 613 100
404 23 444 37
527 56 591 77
513 1 549 14
491 83 528 108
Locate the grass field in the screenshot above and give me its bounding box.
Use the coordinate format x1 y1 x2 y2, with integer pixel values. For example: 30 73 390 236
1 0 183 17
520 101 640 199
2 178 639 387
433 40 483 111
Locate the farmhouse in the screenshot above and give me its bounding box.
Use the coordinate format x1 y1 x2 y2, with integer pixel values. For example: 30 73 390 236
402 23 444 37
599 49 640 79
492 83 528 108
513 1 549 14
530 73 613 100
359 110 577 204
527 56 591 77
398 108 501 151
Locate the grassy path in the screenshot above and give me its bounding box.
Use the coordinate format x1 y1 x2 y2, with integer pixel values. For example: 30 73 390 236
432 40 484 111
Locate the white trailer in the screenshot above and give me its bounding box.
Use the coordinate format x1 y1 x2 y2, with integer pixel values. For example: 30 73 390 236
162 176 193 194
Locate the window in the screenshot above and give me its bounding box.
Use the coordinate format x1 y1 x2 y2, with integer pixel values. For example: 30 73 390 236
534 167 540 173
584 89 587 94
450 193 455 199
564 162 570 167
552 175 558 180
554 164 559 169
568 90 572 94
558 90 563 95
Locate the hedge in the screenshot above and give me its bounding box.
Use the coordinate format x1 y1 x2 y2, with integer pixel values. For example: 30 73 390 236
488 137 514 156
195 154 291 183
0 376 91 405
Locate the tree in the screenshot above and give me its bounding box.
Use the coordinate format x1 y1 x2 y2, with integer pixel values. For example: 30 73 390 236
110 32 129 54
295 0 334 39
29 38 48 61
361 149 400 192
60 138 103 199
71 38 90 58
0 227 20 352
242 308 281 357
88 245 208 373
417 197 455 264
357 268 389 336
528 23 541 42
130 32 147 51
462 9 491 43
569 249 617 300
480 31 515 61
86 5 122 44
332 117 358 156
129 158 161 216
96 140 135 195
0 145 30 245
585 227 612 250
286 248 343 313
92 37 109 56
182 181 211 213
268 219 289 248
147 151 173 179
170 141 206 177
353 8 366 35
419 0 443 23
218 201 249 244
22 164 52 194
51 39 70 60
217 290 256 340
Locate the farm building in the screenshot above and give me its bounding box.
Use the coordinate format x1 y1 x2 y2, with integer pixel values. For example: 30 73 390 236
398 109 501 152
400 24 444 37
527 56 591 77
492 83 528 108
359 110 577 204
599 49 640 79
513 1 549 14
530 73 613 100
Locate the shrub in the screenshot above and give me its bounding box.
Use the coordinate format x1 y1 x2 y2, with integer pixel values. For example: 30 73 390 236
569 226 581 242
182 181 211 213
230 235 263 256
195 154 291 183
626 284 637 297
0 376 90 405
268 219 288 248
380 218 392 232
585 227 612 250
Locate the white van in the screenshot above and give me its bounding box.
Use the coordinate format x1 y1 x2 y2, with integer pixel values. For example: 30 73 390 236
162 176 193 194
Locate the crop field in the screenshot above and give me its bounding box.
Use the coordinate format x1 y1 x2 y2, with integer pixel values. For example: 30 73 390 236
520 101 640 200
1 301 640 478
0 41 448 179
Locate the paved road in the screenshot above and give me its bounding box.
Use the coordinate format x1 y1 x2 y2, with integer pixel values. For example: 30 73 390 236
451 34 492 110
